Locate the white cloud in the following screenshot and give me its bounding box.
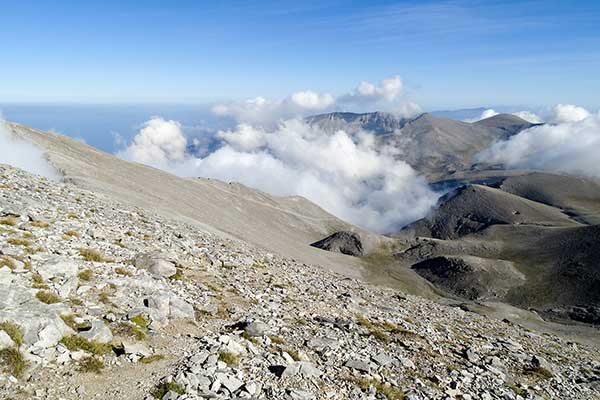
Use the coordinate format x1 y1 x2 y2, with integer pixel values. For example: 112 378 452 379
0 120 58 180
512 111 543 124
211 75 413 126
465 108 543 124
289 90 335 109
211 91 335 127
391 101 423 118
477 106 600 178
118 117 187 165
217 123 266 152
119 117 438 233
551 104 590 123
340 75 404 105
464 109 499 122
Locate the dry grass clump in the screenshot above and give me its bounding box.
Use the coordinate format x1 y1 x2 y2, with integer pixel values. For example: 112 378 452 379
60 314 90 331
7 237 32 247
78 269 94 281
63 230 80 238
140 354 164 364
0 256 17 270
241 331 260 345
356 315 418 343
0 322 24 347
0 348 27 377
130 314 150 330
35 290 61 304
0 216 19 226
269 336 285 345
59 335 111 355
69 296 84 306
151 381 185 399
115 267 133 277
78 356 104 373
218 351 239 366
347 376 405 400
30 220 50 228
31 273 48 289
79 248 111 263
98 291 111 304
169 268 184 281
524 366 554 379
111 322 146 340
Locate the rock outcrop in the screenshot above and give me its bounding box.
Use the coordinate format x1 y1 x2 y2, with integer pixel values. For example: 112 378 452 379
310 231 364 256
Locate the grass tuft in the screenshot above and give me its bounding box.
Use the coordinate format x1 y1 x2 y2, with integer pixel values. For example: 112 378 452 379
347 376 404 400
0 256 17 270
0 322 24 347
524 366 554 379
111 322 146 340
79 248 111 263
60 314 90 331
36 290 61 304
30 220 50 228
115 267 133 277
130 314 150 330
151 381 185 399
0 348 27 377
78 356 104 374
63 230 80 238
0 216 19 227
140 354 165 364
60 335 111 355
78 269 94 281
218 351 239 366
7 238 32 247
169 268 183 281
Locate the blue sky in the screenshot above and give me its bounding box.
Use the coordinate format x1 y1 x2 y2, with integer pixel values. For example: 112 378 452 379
1 0 599 109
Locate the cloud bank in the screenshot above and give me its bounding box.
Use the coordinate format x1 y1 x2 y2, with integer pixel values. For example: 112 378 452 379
118 117 187 165
118 117 438 233
211 75 421 127
118 76 440 232
465 108 543 123
0 120 58 180
478 105 600 178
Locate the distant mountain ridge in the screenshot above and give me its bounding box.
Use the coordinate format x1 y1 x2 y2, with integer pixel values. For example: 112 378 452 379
307 111 537 180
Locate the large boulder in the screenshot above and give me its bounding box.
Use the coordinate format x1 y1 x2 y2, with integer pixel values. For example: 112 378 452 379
133 253 177 278
310 231 364 257
35 257 79 281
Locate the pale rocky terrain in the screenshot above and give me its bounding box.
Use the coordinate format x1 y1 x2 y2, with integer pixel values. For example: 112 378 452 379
1 164 600 400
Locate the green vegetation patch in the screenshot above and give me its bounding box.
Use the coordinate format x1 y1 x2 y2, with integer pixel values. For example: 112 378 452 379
0 322 24 347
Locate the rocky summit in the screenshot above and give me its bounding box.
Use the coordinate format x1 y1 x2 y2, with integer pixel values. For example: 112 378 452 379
0 165 600 400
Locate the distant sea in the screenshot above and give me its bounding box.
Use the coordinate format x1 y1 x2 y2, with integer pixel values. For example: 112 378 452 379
0 103 229 153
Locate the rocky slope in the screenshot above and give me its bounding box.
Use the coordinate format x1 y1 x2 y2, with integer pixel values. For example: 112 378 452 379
5 121 385 280
1 164 600 400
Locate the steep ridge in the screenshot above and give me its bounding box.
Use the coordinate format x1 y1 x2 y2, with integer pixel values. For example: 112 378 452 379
497 172 600 224
401 184 579 240
5 121 385 279
474 113 539 138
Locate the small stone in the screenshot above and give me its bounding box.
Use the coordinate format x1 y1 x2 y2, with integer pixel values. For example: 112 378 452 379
371 352 393 366
0 331 16 349
79 320 113 343
345 358 370 373
243 320 268 337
